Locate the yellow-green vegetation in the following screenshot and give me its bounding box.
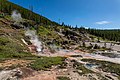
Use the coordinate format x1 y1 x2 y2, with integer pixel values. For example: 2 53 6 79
0 36 10 45
38 26 52 37
0 36 36 60
30 57 66 70
0 36 23 53
57 76 70 80
81 59 120 79
38 26 63 46
73 61 94 75
0 14 4 18
38 26 61 39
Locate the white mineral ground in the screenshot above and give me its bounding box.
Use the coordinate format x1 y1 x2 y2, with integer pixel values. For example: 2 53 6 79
81 53 120 64
38 48 120 64
85 42 120 51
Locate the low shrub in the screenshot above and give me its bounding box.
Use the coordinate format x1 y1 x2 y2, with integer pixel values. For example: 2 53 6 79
57 76 70 80
30 57 66 70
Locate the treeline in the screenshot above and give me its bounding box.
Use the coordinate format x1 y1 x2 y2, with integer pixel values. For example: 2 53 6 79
71 27 120 42
0 0 59 25
87 28 120 42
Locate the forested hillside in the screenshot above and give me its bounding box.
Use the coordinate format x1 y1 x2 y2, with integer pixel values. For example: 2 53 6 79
0 0 59 25
86 28 120 42
70 27 120 42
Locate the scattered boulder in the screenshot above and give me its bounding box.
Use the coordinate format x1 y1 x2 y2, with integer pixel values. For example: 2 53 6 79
0 69 22 80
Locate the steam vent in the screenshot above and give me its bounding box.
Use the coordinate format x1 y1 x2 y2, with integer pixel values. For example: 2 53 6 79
28 44 37 53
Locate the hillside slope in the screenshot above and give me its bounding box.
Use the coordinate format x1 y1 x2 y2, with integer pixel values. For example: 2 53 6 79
0 0 59 25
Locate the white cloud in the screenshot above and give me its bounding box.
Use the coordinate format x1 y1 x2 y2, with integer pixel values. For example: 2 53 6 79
95 21 111 25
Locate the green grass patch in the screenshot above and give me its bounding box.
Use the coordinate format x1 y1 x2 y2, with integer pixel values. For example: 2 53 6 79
38 26 60 39
38 26 63 46
0 52 36 59
0 36 37 60
30 57 66 70
0 37 10 45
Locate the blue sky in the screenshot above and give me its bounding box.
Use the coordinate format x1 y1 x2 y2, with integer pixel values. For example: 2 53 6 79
9 0 120 29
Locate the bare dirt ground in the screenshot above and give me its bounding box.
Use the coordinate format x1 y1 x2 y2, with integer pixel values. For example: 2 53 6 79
21 58 89 80
0 59 32 68
22 71 56 80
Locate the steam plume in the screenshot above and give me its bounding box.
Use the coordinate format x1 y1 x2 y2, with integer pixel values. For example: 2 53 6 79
11 10 22 23
11 10 42 52
25 29 42 52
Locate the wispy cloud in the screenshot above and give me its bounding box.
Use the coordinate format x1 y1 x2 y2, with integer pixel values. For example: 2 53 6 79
95 21 111 25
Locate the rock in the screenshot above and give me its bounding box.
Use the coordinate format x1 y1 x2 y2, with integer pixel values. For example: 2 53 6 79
11 23 24 29
0 69 22 80
77 70 82 73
